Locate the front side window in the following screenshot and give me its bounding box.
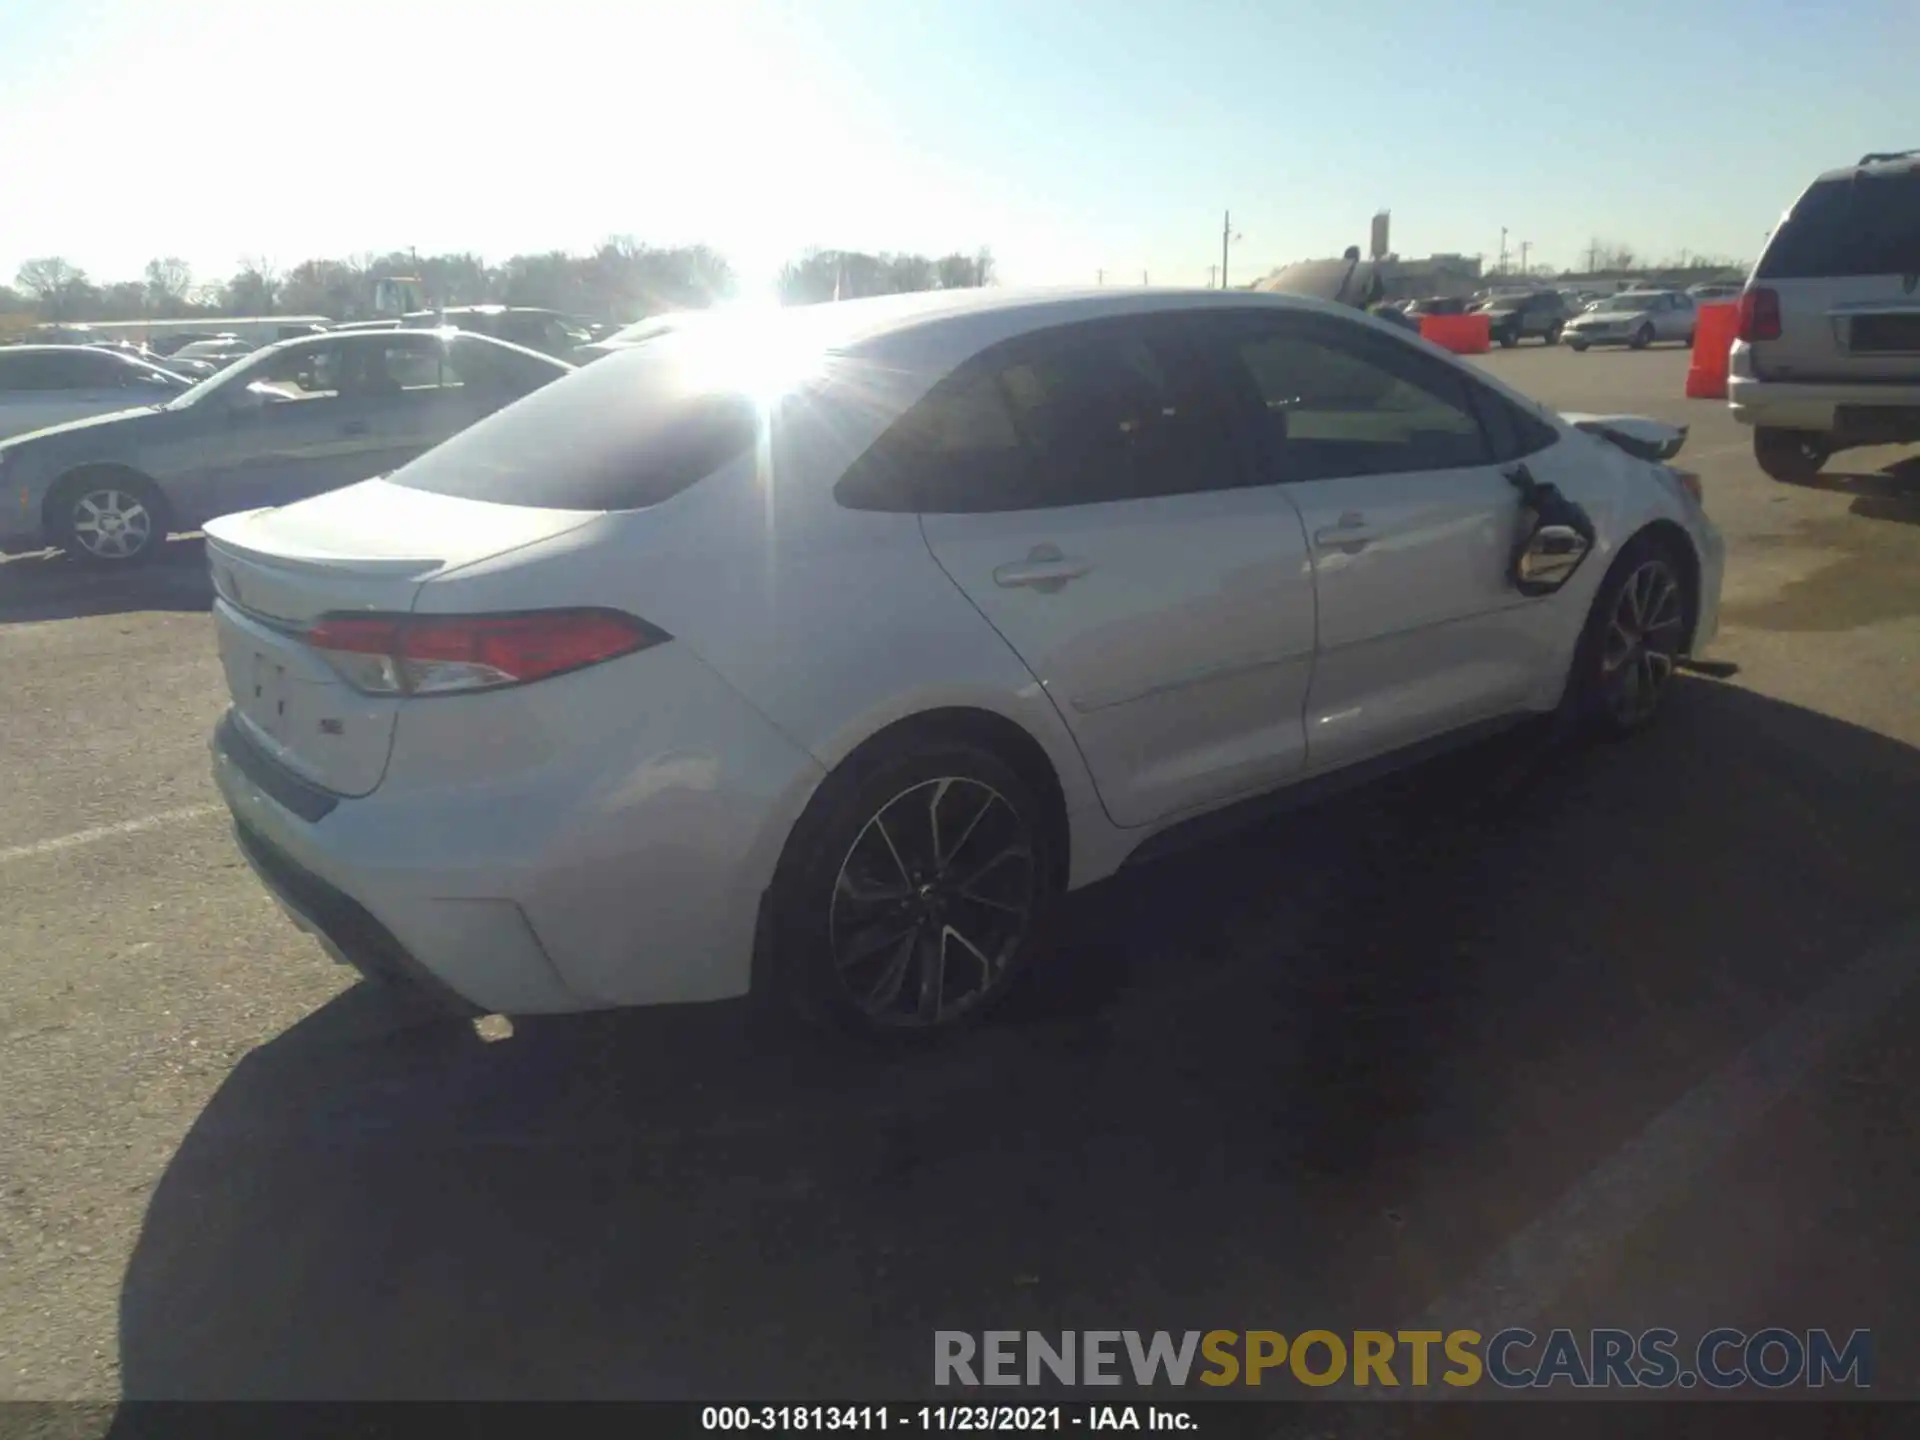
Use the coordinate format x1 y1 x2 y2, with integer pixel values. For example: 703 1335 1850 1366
1210 312 1496 481
237 342 349 404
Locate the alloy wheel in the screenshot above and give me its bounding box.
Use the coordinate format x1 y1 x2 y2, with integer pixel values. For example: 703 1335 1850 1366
828 776 1037 1029
70 488 154 560
1600 559 1685 727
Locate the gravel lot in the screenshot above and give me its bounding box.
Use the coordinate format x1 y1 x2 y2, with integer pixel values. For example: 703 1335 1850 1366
1 344 1916 1408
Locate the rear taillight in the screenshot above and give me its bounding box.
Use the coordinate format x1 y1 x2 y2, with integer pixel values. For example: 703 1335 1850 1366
305 609 668 696
1737 287 1781 342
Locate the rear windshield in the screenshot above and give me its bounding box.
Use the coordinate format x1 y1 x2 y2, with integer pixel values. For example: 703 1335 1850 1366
1757 171 1920 279
387 339 761 510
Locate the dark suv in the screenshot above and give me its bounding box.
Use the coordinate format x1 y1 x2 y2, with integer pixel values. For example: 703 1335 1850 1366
1477 291 1571 347
1729 151 1920 482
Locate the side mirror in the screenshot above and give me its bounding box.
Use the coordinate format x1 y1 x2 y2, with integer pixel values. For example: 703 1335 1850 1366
1515 525 1591 591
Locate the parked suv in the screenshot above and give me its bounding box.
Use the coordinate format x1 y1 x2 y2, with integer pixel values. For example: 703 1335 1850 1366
1478 291 1571 347
1730 151 1920 483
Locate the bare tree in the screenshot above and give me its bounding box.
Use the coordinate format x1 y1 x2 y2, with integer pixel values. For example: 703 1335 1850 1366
226 256 282 314
14 257 95 318
142 258 194 315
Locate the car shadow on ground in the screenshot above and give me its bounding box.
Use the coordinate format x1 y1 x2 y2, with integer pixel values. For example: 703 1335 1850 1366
115 678 1920 1401
1797 454 1920 526
0 536 210 623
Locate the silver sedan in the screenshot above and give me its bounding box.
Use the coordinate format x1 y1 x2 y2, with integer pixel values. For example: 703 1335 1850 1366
1562 291 1697 351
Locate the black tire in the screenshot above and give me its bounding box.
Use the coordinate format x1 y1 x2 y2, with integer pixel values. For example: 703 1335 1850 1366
1753 427 1831 484
1569 338 1590 352
1682 330 1696 348
1629 323 1654 350
1561 531 1695 741
1544 322 1564 346
1497 330 1518 348
48 468 170 566
764 732 1059 1039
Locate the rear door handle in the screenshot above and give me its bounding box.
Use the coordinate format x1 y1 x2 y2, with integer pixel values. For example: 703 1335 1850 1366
1313 512 1376 552
993 545 1091 590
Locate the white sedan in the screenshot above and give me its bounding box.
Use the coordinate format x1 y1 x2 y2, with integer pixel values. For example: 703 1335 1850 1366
204 288 1723 1036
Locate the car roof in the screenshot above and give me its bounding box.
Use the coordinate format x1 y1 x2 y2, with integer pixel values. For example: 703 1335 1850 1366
245 325 572 366
1812 152 1920 184
701 286 1407 360
0 343 155 363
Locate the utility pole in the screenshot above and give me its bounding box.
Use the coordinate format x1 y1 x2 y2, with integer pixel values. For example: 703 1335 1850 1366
1498 227 1509 274
1221 210 1231 289
1097 268 1104 285
1520 241 1531 276
1586 241 1598 274
1208 264 1218 289
1142 271 1149 286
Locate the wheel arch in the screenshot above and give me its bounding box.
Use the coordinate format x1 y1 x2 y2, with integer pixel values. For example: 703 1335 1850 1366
801 705 1073 895
1621 518 1703 651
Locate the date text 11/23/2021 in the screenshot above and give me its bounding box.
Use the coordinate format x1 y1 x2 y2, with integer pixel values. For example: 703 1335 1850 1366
702 1407 1190 1431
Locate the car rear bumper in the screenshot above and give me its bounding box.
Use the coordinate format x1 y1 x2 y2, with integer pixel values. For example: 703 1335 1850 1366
1727 344 1920 434
208 643 827 1016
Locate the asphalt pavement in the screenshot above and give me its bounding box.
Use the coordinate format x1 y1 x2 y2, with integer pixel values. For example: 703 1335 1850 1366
0 344 1916 1415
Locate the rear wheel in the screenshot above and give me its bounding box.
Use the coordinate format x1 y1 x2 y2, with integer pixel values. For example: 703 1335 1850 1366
1569 338 1590 352
1753 427 1832 484
1544 321 1564 346
1629 323 1654 350
1563 533 1694 739
49 469 170 565
766 734 1058 1039
1497 327 1519 348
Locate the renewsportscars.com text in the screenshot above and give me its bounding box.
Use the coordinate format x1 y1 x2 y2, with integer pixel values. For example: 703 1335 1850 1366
934 1328 1872 1390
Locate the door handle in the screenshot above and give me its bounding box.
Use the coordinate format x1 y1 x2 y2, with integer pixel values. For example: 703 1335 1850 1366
1313 512 1376 552
993 545 1091 590
340 420 370 437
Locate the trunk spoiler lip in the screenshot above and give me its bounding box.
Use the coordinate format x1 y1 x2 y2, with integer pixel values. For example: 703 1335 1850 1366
204 510 448 580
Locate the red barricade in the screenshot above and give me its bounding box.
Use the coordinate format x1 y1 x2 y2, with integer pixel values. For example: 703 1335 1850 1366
1685 301 1740 399
1419 312 1492 355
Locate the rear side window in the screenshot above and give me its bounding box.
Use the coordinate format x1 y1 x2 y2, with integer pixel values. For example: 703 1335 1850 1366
0 350 112 390
387 342 757 510
836 318 1242 514
1758 172 1920 279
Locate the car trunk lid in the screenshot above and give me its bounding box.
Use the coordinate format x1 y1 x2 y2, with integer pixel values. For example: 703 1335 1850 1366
203 478 599 797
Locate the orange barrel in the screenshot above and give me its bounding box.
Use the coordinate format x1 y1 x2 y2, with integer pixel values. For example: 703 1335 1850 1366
1685 301 1740 399
1419 312 1493 355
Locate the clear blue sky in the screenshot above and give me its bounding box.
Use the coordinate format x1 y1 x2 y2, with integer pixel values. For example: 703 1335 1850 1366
1 0 1911 296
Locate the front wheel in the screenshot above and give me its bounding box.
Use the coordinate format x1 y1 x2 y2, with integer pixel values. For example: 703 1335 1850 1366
1629 323 1654 350
49 470 170 565
1563 534 1694 739
1568 339 1590 352
1753 427 1832 484
765 734 1057 1038
1544 321 1564 346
